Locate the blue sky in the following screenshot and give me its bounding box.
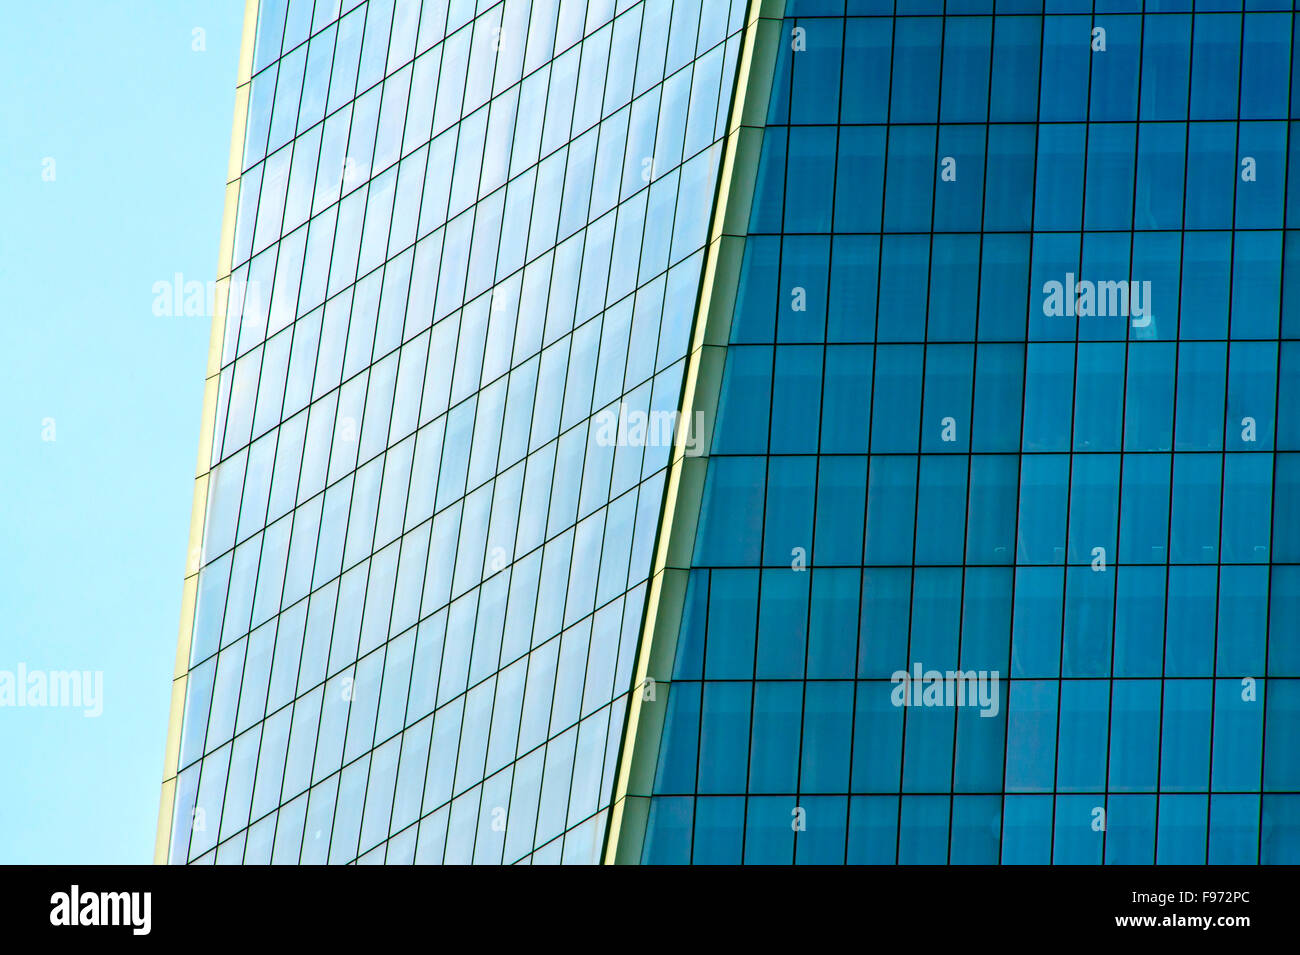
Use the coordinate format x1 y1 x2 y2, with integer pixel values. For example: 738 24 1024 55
0 3 242 863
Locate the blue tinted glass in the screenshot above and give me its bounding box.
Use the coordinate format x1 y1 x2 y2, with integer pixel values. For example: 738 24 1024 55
635 0 1299 869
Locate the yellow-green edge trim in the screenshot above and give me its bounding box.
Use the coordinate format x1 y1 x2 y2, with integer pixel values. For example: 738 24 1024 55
154 0 261 865
602 0 786 865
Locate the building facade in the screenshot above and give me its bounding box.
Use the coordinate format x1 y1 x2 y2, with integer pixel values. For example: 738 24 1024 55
159 0 1300 865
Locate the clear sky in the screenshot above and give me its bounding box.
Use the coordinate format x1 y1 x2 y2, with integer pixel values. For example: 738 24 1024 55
0 2 242 863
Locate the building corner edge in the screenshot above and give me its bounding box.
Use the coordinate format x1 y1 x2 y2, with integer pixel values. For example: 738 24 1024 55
154 0 261 866
601 0 786 865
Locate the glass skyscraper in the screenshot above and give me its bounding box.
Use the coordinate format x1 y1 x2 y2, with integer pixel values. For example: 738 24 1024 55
159 0 1300 865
